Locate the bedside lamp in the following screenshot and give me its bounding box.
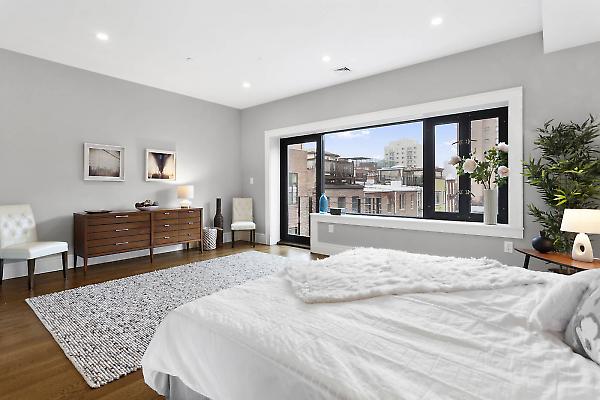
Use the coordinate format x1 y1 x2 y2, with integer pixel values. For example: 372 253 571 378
176 185 194 208
560 209 600 262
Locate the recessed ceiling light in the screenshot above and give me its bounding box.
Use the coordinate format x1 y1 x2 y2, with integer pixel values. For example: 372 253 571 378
322 55 331 63
431 17 443 26
96 32 109 41
242 81 251 89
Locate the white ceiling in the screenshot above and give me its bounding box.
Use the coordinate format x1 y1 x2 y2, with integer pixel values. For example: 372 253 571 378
542 0 600 53
0 0 583 109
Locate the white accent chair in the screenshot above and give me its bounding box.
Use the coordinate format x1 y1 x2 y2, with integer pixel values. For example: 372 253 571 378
231 198 255 248
0 205 68 289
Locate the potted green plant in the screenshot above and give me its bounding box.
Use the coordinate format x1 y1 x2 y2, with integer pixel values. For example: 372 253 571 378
451 143 509 224
523 116 600 252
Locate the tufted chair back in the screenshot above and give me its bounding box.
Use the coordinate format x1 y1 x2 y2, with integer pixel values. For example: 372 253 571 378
232 198 253 223
0 204 38 249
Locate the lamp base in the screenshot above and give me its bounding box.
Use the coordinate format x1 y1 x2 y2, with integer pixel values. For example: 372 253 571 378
572 232 594 262
179 199 192 209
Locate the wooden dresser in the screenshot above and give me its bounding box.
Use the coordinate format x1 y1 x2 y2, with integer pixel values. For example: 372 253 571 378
74 208 203 272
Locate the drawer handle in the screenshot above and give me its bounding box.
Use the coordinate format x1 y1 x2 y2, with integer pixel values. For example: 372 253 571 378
187 222 194 225
164 224 170 227
163 212 170 215
115 241 129 245
188 211 195 213
163 236 170 239
115 215 129 218
115 228 129 232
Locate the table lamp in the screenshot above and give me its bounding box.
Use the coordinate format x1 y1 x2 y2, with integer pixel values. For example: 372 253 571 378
560 209 600 262
176 185 194 208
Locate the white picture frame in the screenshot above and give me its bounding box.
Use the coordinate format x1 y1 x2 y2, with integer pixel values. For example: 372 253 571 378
84 143 125 181
145 149 176 181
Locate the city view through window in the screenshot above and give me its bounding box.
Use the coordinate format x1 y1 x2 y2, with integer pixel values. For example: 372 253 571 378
284 116 501 237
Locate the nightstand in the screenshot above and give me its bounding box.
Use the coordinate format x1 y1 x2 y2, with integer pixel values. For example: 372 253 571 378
516 248 600 275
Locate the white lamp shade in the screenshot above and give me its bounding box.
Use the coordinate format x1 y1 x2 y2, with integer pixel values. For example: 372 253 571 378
177 185 194 200
560 209 600 234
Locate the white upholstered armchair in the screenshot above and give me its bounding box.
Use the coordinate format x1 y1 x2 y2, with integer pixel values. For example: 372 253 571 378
0 204 68 289
231 198 255 248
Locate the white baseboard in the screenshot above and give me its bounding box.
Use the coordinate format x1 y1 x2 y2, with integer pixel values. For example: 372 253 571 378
310 241 351 256
1 231 267 281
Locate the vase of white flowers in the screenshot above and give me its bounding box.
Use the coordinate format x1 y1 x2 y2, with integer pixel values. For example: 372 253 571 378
451 142 509 225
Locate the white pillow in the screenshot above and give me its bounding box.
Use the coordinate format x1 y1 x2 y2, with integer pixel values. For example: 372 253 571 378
529 269 600 332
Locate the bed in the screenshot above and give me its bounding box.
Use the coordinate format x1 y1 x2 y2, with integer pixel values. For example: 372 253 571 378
142 249 600 399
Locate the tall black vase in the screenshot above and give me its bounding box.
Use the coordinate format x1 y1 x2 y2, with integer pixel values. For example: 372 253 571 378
214 198 224 247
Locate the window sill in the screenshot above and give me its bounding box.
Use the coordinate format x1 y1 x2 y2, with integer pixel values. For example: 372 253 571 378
310 213 523 239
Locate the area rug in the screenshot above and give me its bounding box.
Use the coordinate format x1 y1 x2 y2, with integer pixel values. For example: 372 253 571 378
26 251 292 388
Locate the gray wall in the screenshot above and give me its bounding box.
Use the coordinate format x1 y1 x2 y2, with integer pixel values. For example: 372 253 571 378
0 49 241 278
240 33 600 267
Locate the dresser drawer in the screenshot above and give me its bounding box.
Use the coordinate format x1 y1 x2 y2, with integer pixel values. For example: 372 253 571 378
88 240 149 256
178 218 201 229
87 213 148 226
153 210 178 220
87 221 149 233
154 234 180 246
153 219 180 232
88 234 150 248
88 227 150 240
179 228 201 241
179 209 201 219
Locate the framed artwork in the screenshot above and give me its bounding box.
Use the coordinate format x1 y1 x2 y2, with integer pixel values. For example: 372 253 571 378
146 149 176 181
84 143 125 181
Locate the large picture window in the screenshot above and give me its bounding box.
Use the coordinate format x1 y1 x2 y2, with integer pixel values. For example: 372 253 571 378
282 107 508 230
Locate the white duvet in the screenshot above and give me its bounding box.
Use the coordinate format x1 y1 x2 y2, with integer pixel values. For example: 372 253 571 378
283 248 547 303
143 269 600 399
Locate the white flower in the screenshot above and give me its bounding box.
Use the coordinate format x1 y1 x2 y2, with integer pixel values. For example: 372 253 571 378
463 158 477 174
497 142 509 153
497 166 510 178
449 155 461 166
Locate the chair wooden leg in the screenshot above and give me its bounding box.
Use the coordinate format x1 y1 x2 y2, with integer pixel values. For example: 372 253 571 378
73 253 77 270
232 230 235 248
0 259 4 285
252 230 256 247
61 251 68 280
27 259 36 290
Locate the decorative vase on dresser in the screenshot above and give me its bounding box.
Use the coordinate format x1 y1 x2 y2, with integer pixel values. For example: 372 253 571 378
483 188 498 225
213 198 224 247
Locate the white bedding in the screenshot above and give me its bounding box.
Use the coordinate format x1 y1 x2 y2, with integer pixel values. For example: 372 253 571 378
143 273 600 399
283 248 548 303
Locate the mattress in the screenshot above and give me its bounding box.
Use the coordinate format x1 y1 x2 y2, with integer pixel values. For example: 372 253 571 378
142 274 600 399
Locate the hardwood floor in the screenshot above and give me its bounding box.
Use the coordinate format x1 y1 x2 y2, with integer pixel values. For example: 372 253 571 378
0 243 319 400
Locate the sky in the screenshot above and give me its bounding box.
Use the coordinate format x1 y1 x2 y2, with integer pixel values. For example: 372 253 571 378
323 121 458 167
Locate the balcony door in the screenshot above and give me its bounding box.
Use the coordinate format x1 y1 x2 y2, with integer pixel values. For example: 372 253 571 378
280 135 322 246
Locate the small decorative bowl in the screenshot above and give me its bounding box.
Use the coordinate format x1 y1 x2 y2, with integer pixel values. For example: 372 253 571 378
136 205 160 212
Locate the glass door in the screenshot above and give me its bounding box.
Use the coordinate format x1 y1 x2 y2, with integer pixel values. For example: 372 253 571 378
280 135 322 246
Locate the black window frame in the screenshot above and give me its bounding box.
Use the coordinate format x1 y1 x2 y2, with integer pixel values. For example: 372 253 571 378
280 107 508 235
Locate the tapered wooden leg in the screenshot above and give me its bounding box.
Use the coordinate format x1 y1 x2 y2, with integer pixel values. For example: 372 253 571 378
61 251 68 280
0 259 4 285
252 230 256 247
27 259 36 290
73 254 77 270
231 230 235 248
83 257 88 274
186 242 190 251
150 248 154 263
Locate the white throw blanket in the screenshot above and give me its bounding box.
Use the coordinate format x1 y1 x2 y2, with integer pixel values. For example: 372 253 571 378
283 248 549 303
